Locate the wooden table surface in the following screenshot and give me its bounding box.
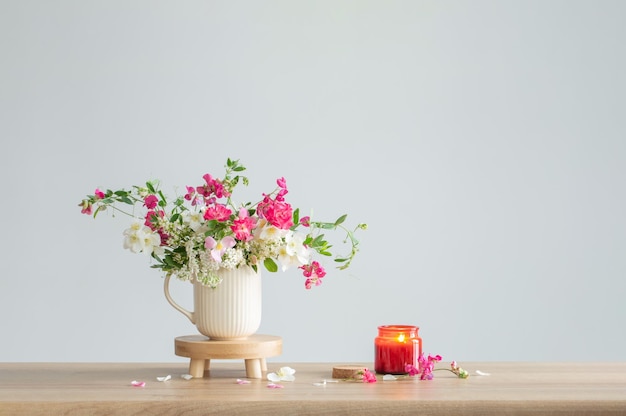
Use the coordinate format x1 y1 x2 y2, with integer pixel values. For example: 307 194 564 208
1 362 625 415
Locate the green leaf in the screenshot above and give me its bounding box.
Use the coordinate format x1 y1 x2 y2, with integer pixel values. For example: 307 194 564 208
334 214 347 226
292 208 300 226
264 258 278 273
93 205 104 219
119 196 133 204
146 181 156 193
311 235 326 247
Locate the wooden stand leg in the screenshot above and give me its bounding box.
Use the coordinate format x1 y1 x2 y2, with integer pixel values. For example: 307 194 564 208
189 358 206 378
175 335 282 379
245 358 263 379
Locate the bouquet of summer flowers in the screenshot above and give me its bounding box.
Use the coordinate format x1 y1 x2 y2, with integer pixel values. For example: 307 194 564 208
79 158 365 289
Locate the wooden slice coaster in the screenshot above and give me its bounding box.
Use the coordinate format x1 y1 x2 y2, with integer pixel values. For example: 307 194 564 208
332 365 367 379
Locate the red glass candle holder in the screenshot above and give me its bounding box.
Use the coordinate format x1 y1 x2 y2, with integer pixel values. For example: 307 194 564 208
374 325 422 374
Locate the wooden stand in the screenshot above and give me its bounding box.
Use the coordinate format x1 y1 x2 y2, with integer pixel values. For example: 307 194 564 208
174 334 282 379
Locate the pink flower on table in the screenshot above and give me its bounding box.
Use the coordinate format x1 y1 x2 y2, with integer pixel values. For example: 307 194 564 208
418 354 442 380
205 236 236 262
94 188 105 199
450 361 470 379
203 204 232 222
231 208 257 242
144 194 158 209
405 364 419 377
362 369 377 383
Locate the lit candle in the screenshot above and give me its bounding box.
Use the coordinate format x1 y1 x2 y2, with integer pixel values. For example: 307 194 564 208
374 325 422 374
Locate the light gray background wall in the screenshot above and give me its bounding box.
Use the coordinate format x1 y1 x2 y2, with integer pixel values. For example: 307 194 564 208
1 0 624 364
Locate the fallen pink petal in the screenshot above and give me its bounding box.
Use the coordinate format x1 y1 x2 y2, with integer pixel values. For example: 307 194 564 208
236 379 251 384
267 383 284 389
130 380 146 387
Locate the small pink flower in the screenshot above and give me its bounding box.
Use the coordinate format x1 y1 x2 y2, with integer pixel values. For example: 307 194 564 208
300 261 326 289
205 236 236 262
79 200 93 215
231 208 257 242
362 369 377 383
144 209 165 230
94 188 105 199
197 173 230 201
203 204 232 222
144 194 158 209
276 177 288 199
417 354 442 380
299 216 310 227
184 186 203 206
405 364 419 376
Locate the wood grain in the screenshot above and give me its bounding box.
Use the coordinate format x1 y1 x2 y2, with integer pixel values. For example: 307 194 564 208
1 362 625 415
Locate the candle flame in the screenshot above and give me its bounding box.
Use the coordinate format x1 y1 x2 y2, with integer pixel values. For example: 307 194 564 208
397 333 405 342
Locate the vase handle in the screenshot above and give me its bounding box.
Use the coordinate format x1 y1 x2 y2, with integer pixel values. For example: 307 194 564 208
164 274 195 324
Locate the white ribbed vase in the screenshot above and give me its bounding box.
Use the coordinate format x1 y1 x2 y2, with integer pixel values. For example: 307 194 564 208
164 266 262 340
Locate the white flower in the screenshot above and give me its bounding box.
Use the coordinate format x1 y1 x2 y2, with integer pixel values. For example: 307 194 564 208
285 232 309 263
278 231 310 271
267 366 296 382
183 210 204 231
255 219 287 241
123 219 161 254
141 230 161 255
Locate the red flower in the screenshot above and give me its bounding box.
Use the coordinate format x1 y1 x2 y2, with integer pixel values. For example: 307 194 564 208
144 194 158 209
94 188 105 199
